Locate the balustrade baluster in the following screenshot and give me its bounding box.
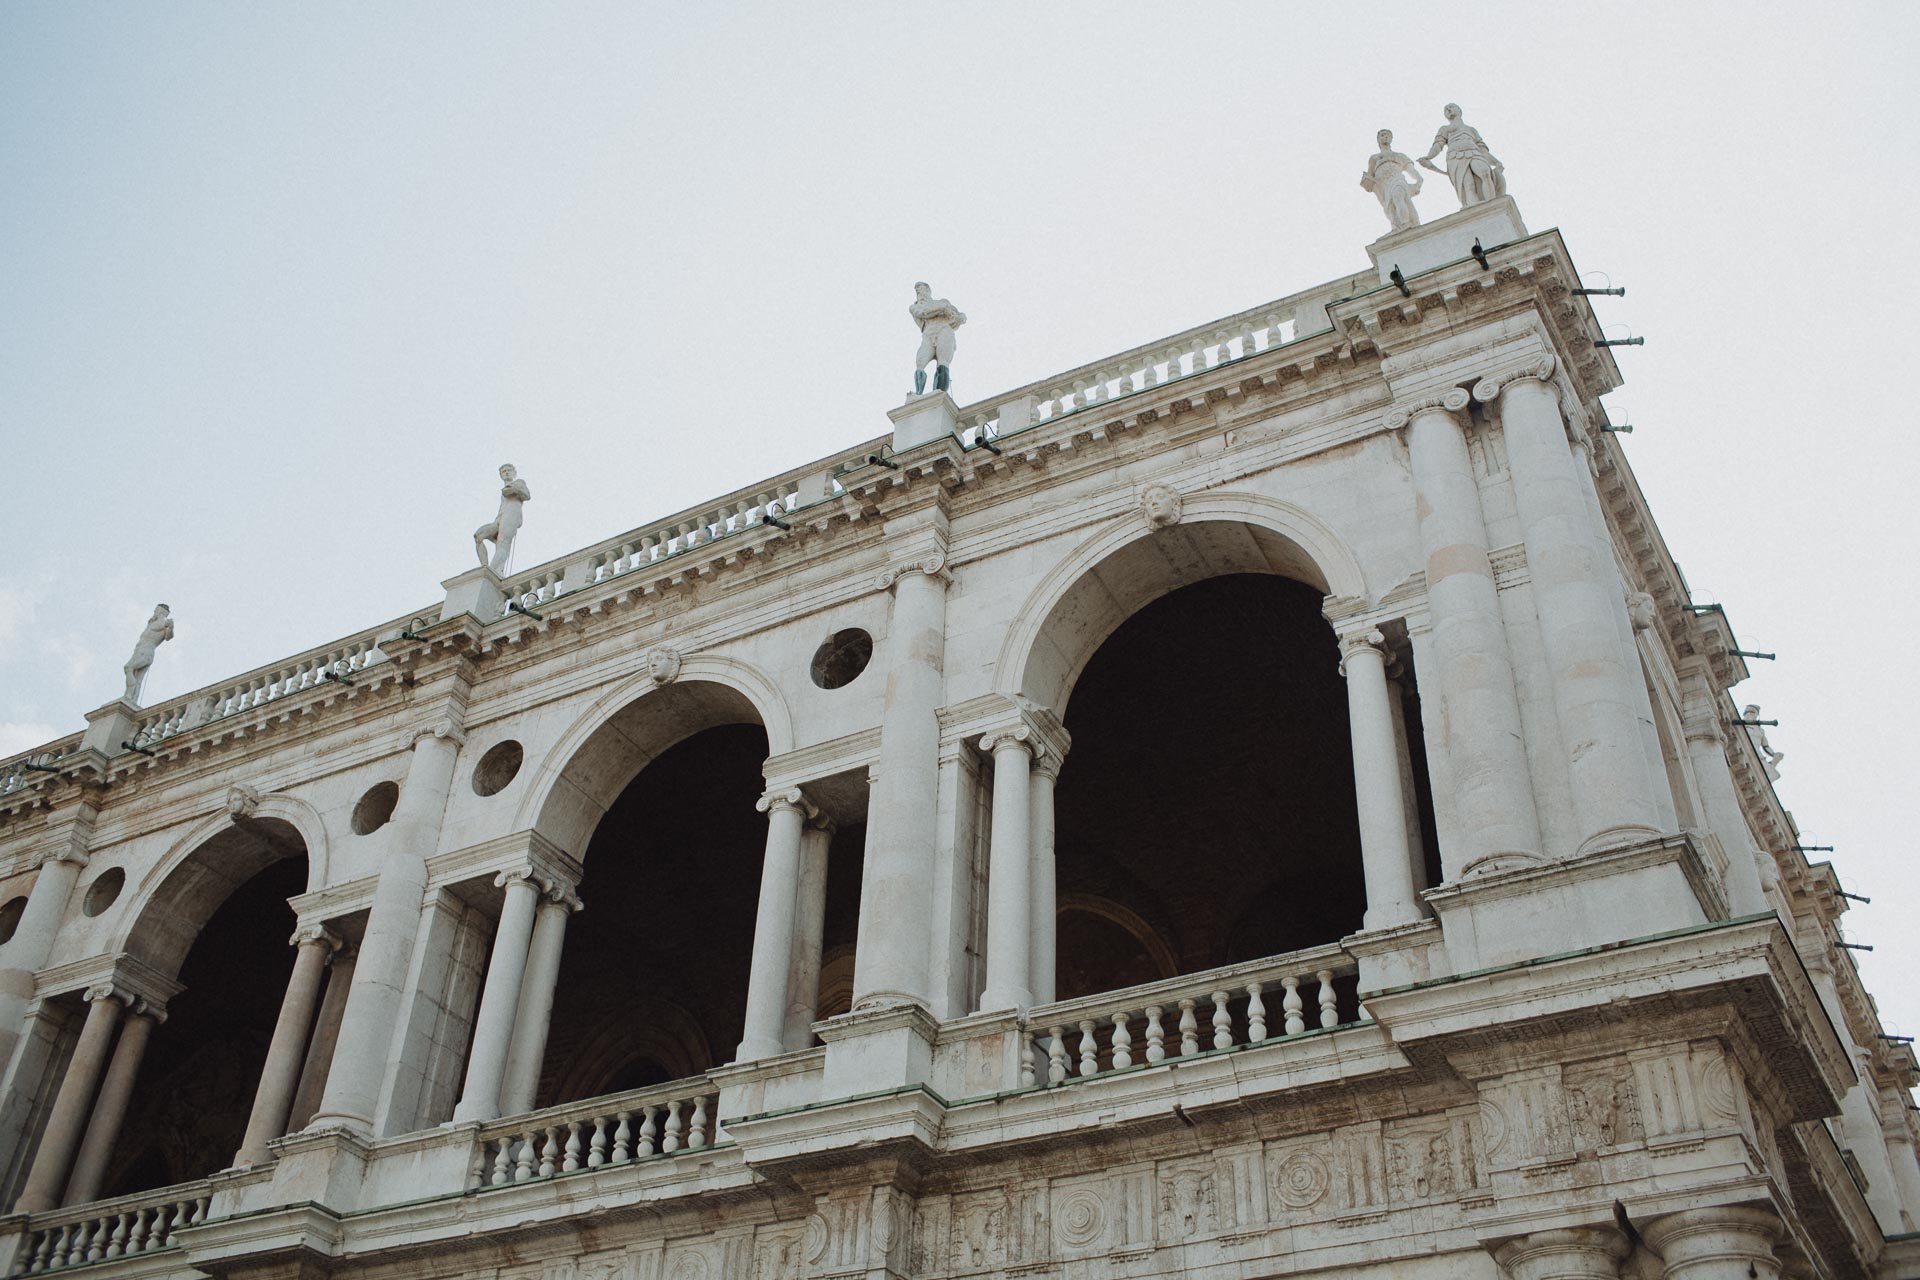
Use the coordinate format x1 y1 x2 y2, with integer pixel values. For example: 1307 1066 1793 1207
612 1110 633 1162
1282 975 1306 1035
88 1216 110 1261
128 1207 152 1253
537 1126 560 1177
1144 1005 1166 1063
1047 1026 1068 1085
1247 982 1268 1043
1078 1019 1099 1076
1020 1030 1037 1088
107 1212 131 1258
562 1121 583 1172
1178 999 1199 1056
164 1204 187 1247
49 1225 72 1269
1211 991 1233 1050
663 1099 684 1154
1111 1013 1133 1069
491 1136 514 1185
514 1130 537 1181
1317 969 1339 1028
639 1106 659 1156
74 1221 97 1264
28 1227 55 1272
689 1096 710 1148
588 1116 608 1167
144 1209 170 1251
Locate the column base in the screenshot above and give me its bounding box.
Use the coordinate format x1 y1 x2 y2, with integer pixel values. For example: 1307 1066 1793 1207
817 1002 938 1099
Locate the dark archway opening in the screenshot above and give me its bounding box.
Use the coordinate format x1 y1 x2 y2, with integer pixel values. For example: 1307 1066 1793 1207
106 856 306 1197
1054 572 1416 1003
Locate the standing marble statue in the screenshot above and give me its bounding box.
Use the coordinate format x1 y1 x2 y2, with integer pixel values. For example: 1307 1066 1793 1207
1419 103 1506 208
122 604 175 706
1742 704 1785 781
474 464 532 574
909 282 966 397
1361 129 1424 233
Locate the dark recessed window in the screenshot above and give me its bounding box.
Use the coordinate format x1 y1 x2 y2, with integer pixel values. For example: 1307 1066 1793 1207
810 628 873 690
473 740 525 797
83 869 125 917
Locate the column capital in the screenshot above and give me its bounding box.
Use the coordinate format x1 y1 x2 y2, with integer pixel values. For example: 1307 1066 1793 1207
409 716 467 749
1383 386 1471 431
1641 1206 1784 1278
874 551 954 593
979 724 1035 757
1492 1225 1629 1280
1337 628 1390 674
289 923 344 952
1471 354 1558 403
757 786 818 820
81 982 129 1008
540 877 584 912
493 865 539 892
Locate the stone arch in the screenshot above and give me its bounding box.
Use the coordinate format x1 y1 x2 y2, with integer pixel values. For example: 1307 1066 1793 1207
547 996 712 1102
997 490 1369 715
1057 894 1180 981
516 654 794 859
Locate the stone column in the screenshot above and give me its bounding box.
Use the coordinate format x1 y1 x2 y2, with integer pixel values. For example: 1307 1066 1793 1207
1339 631 1422 930
15 987 124 1213
309 722 463 1132
499 880 581 1115
1494 1226 1628 1280
783 815 834 1051
1642 1206 1783 1280
851 546 950 1010
738 789 814 1061
62 1002 159 1206
287 944 354 1133
1397 393 1541 874
451 869 542 1123
977 728 1035 1013
1678 673 1771 917
233 925 339 1166
1383 662 1431 894
1027 756 1059 1006
1481 363 1660 852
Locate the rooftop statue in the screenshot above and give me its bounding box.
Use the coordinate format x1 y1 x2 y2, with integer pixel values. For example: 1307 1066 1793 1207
1743 703 1785 781
474 463 532 575
1361 129 1424 233
1419 103 1506 209
909 282 966 397
122 603 175 706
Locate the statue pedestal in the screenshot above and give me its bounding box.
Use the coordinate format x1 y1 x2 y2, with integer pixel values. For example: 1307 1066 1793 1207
79 700 140 756
888 392 959 453
1366 194 1528 287
441 567 505 625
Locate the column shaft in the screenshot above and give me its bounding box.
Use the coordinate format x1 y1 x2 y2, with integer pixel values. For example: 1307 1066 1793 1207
738 794 810 1061
1495 374 1660 850
499 889 576 1114
451 872 542 1122
1341 635 1421 930
62 1009 156 1205
234 931 336 1165
978 736 1034 1012
15 992 123 1213
287 949 354 1132
783 822 832 1051
1404 401 1542 872
852 564 948 1008
1027 765 1058 1006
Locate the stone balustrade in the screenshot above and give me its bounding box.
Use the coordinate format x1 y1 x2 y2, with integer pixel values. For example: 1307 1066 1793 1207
1021 944 1358 1086
0 736 83 798
468 1075 719 1190
10 1182 211 1275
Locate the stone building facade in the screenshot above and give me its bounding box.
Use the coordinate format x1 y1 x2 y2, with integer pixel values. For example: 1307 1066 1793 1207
0 194 1914 1280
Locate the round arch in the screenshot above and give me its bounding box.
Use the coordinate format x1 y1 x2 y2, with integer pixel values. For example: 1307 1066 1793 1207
996 490 1369 715
516 654 794 859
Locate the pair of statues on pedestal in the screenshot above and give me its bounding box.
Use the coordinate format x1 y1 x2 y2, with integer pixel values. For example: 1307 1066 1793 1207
1362 103 1507 234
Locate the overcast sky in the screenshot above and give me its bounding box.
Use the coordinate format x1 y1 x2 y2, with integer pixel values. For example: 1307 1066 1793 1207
3 4 1916 1044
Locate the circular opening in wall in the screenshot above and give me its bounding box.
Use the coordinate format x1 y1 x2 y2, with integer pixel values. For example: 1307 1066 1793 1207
82 869 124 918
0 897 25 944
810 628 874 690
351 781 401 835
472 740 525 797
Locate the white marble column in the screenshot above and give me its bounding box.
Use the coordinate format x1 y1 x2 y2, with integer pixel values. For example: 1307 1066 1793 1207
977 729 1036 1013
1027 757 1059 1007
852 549 950 1010
1494 1226 1628 1280
783 815 834 1051
738 788 814 1062
499 880 580 1115
1383 662 1431 895
61 1001 159 1206
1339 631 1422 930
451 869 542 1123
287 944 354 1133
234 925 339 1166
1398 394 1542 874
1483 363 1660 852
15 987 124 1213
1678 673 1772 916
309 723 463 1132
1642 1206 1783 1280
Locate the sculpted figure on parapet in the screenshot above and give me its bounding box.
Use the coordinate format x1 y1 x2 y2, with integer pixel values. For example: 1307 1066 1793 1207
474 463 532 574
1419 103 1506 208
1361 128 1424 232
909 282 966 397
121 603 175 706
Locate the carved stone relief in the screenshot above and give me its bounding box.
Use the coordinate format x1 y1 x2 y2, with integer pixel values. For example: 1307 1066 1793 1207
1267 1136 1335 1215
1333 1123 1389 1216
1051 1174 1111 1256
1565 1058 1646 1150
949 1190 1012 1271
1215 1145 1268 1234
1158 1157 1220 1242
1384 1116 1456 1202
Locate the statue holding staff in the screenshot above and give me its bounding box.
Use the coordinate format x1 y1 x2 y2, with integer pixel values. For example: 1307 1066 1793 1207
1419 103 1506 209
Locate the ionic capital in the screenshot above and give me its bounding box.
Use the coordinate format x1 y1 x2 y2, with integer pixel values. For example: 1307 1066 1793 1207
494 866 539 892
81 983 128 1008
1337 628 1390 675
979 725 1035 758
289 923 344 953
757 786 817 820
540 878 584 913
410 717 467 750
873 552 954 593
1382 386 1471 431
1471 354 1558 404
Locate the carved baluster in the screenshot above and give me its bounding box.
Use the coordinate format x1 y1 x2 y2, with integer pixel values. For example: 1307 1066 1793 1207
514 1129 537 1181
588 1116 608 1168
638 1105 659 1156
611 1111 633 1163
1247 982 1268 1043
193 1197 210 1227
1144 1005 1166 1063
91 1216 116 1261
1211 991 1233 1050
47 1225 72 1268
106 1212 131 1258
163 1204 187 1247
562 1121 583 1172
1110 1012 1133 1069
128 1207 152 1254
80 1219 102 1263
1317 969 1339 1028
1282 975 1306 1035
144 1209 170 1252
1020 1029 1036 1088
66 1222 89 1266
27 1227 55 1272
663 1099 684 1153
1178 998 1199 1056
1159 351 1181 383
1046 1026 1068 1085
1078 1019 1099 1076
537 1126 560 1177
490 1136 513 1185
689 1095 710 1148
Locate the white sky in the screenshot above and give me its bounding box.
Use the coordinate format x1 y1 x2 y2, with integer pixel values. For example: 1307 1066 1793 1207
3 5 1916 1049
